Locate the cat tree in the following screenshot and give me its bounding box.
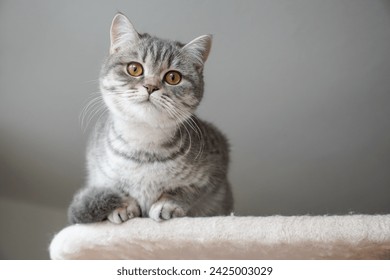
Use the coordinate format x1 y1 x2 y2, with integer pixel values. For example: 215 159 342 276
50 214 390 259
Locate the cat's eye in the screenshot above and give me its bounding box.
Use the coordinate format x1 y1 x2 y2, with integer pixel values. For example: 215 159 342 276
127 62 143 77
164 71 182 85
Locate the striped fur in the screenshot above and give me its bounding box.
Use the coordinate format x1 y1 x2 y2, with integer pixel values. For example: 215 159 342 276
68 13 233 223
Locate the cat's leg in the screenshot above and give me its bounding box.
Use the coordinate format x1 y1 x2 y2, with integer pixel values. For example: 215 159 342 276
148 186 201 222
68 187 141 224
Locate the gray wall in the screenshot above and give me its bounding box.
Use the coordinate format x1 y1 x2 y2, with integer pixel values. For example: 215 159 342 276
1 0 389 259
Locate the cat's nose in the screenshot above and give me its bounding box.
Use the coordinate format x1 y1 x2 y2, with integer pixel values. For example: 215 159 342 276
143 84 159 94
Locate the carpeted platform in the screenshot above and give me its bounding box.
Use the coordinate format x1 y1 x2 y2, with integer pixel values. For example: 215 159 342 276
49 215 390 259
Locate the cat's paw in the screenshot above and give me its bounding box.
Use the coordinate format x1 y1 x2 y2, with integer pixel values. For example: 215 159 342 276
107 197 141 224
149 200 185 222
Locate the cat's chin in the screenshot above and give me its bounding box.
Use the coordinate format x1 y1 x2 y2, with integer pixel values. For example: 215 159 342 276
134 99 163 114
114 105 175 128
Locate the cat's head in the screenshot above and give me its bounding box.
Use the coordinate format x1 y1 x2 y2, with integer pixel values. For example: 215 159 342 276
100 13 212 128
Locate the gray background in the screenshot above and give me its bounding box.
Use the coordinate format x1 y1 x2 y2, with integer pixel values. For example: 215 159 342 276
0 0 389 259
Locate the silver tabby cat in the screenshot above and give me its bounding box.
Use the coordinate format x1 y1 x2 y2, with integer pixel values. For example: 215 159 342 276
68 13 233 223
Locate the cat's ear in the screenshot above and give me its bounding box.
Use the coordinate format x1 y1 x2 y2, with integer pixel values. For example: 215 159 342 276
110 13 139 54
182 35 212 68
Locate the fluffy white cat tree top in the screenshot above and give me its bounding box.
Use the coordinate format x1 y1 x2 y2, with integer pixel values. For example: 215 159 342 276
50 214 390 259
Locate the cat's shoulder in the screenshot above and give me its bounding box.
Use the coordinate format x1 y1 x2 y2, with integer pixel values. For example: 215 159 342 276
197 117 229 146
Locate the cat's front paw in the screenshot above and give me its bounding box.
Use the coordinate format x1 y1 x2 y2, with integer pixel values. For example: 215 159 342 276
108 197 141 224
149 200 186 222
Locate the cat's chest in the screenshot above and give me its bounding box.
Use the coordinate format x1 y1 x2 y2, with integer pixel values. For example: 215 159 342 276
122 160 181 186
98 126 205 192
103 124 186 185
105 142 189 188
113 157 187 211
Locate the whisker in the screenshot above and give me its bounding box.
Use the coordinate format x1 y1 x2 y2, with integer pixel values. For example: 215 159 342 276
80 95 104 132
186 114 205 160
159 96 205 160
105 90 137 96
151 98 186 150
79 92 106 133
83 79 100 85
155 97 200 157
93 107 109 132
84 103 106 133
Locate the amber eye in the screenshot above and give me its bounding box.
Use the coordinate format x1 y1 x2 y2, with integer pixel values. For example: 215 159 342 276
127 62 143 77
164 71 182 85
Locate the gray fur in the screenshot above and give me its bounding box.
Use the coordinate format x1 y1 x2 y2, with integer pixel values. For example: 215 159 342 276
68 187 127 224
68 13 233 223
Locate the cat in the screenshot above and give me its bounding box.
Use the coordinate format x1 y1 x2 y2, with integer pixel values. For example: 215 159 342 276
68 13 233 224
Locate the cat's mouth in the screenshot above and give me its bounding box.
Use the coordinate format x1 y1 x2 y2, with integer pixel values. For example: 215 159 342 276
131 94 151 104
136 96 160 109
122 91 165 113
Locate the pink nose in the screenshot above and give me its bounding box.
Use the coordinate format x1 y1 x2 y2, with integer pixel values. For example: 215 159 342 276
143 84 159 94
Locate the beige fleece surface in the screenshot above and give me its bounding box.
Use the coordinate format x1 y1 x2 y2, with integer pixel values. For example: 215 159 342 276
49 215 390 259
